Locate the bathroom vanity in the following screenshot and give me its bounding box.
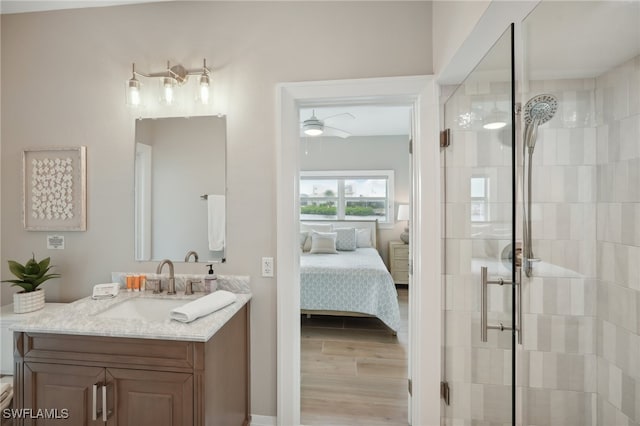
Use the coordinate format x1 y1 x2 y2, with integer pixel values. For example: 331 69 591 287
10 277 251 426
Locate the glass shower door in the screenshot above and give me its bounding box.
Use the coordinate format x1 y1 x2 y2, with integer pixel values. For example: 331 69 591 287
441 25 518 426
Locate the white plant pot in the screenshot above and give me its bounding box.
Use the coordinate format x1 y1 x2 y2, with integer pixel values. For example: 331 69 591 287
13 288 45 314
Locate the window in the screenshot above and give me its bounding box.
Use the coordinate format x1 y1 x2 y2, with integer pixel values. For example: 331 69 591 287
300 170 394 226
470 175 490 222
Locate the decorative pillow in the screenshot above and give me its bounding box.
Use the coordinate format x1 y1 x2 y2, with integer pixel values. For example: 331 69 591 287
301 223 333 251
334 227 357 251
309 231 338 254
299 231 309 250
356 228 372 248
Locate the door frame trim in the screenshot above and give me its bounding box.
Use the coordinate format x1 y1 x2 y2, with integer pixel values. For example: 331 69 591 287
275 75 441 426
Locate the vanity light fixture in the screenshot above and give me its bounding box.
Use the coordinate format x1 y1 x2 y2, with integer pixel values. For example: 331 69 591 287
126 59 212 107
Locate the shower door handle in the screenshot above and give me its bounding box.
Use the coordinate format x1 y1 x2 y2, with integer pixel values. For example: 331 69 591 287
480 266 522 344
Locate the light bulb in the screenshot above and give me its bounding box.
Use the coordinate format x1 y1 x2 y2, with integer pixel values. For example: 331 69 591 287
130 87 140 106
163 77 174 105
199 77 210 105
126 77 141 106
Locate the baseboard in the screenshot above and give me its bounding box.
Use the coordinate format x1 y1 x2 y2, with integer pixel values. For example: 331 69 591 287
251 414 277 426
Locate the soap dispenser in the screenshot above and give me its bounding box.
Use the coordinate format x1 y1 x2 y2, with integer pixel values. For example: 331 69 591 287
204 264 218 293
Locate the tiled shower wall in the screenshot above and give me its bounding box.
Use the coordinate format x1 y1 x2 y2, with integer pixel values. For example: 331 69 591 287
519 57 640 425
442 57 640 426
519 78 598 426
595 55 640 426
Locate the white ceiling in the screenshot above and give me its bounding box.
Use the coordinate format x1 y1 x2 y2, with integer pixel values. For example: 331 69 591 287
0 0 164 14
523 1 640 80
299 105 412 137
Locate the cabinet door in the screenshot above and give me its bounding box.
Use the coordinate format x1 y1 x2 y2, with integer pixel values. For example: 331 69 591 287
107 368 193 426
23 362 105 426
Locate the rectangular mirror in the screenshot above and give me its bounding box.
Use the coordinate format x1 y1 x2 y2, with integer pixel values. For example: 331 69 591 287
134 116 226 262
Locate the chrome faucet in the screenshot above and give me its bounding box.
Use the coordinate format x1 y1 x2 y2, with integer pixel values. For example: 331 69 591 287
156 259 176 295
185 278 201 295
184 250 199 262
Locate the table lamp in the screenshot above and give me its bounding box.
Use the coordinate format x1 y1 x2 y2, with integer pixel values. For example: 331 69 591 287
397 204 409 244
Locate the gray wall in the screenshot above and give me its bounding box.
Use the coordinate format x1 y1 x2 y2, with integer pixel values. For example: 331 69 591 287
0 1 432 417
300 135 410 266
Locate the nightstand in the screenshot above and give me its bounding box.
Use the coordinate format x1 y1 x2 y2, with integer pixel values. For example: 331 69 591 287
389 241 409 285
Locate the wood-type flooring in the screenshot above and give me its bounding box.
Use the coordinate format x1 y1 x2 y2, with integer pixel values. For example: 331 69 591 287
300 287 409 425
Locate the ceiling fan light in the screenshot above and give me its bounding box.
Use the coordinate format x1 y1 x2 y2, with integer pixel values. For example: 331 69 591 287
303 123 324 136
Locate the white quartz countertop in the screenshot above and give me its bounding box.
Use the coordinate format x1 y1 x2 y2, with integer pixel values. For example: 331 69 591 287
11 275 252 342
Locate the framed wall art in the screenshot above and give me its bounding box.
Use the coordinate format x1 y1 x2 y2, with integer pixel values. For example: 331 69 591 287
23 146 87 231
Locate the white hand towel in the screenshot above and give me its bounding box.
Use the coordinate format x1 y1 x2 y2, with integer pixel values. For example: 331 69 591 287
170 290 237 323
0 381 10 397
0 380 12 410
207 194 226 251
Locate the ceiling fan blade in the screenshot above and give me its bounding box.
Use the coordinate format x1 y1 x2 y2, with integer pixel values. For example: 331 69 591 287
323 125 351 139
322 112 355 121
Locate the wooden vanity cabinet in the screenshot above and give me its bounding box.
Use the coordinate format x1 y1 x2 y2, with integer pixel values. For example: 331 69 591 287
23 363 106 426
14 305 249 426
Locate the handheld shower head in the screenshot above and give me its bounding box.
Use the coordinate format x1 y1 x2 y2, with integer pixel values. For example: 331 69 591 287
523 94 558 152
524 94 558 126
521 94 558 276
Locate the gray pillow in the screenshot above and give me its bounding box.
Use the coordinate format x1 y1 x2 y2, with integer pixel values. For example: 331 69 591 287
334 227 357 251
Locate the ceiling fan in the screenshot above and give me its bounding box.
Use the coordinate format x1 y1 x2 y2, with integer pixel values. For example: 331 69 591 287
301 110 355 139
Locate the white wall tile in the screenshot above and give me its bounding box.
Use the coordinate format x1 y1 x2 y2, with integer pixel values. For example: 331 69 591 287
540 128 557 166
523 313 538 350
629 57 640 116
556 128 571 164
609 364 623 410
619 116 639 162
583 127 597 165
598 357 610 397
551 316 567 353
542 351 558 389
585 354 597 392
603 320 617 363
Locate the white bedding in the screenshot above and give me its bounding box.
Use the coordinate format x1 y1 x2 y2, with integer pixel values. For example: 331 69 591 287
300 248 401 332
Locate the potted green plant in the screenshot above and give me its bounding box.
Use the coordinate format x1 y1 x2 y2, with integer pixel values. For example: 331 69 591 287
2 254 60 313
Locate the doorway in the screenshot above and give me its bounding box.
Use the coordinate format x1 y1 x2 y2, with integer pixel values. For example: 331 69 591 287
276 76 441 426
298 104 412 424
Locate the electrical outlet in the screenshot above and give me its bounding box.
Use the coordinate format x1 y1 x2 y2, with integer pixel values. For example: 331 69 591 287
261 257 274 277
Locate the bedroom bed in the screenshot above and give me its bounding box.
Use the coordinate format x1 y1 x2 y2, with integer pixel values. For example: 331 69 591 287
299 220 401 333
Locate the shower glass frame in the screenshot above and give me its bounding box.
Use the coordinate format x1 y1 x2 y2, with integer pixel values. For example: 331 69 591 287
441 23 518 425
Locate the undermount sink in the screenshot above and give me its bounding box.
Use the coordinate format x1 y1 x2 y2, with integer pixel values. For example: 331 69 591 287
94 297 189 322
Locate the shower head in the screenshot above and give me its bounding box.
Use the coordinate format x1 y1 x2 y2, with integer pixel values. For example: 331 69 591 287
523 94 558 126
523 94 558 152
